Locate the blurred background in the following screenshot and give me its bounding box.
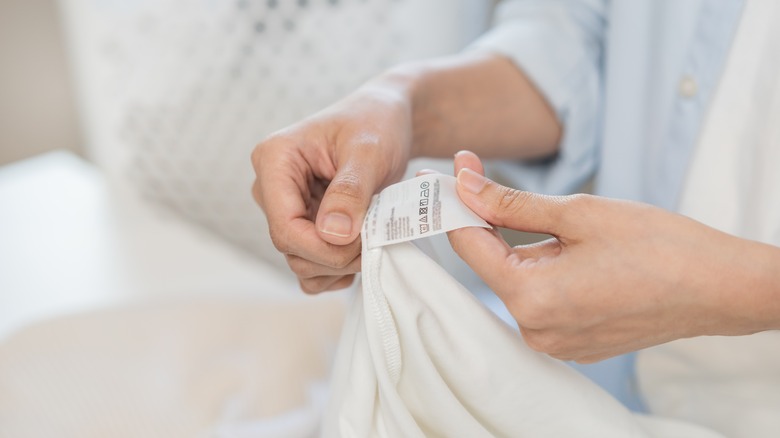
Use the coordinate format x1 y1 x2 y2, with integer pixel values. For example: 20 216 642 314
0 1 502 436
1 0 496 266
0 0 82 165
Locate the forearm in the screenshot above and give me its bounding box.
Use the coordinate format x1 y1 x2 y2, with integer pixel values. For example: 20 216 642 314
366 52 562 160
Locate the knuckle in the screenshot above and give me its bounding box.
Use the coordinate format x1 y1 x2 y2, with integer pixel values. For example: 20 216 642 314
575 356 598 365
251 131 295 168
325 275 355 291
250 143 264 168
328 173 363 201
545 338 569 357
299 275 352 294
250 137 292 206
269 229 291 254
341 274 357 287
250 139 275 169
550 352 572 361
299 278 326 295
330 252 354 270
329 245 361 270
522 331 546 353
291 254 358 279
251 180 264 207
524 331 563 355
517 305 544 329
287 257 313 279
494 187 532 222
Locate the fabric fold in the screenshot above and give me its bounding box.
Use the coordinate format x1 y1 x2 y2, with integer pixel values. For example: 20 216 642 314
323 238 723 437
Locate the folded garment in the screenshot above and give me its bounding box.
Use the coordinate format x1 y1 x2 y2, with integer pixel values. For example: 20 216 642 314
323 176 722 437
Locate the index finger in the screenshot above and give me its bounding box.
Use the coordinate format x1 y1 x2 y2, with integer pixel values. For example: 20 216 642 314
257 162 362 268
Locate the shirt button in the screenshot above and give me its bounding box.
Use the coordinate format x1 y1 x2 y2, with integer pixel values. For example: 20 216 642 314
678 75 698 98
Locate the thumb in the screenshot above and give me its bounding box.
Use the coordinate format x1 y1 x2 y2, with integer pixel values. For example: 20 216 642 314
456 168 568 236
316 159 382 245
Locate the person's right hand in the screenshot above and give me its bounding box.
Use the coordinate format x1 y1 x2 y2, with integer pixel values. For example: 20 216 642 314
251 83 413 293
448 151 780 363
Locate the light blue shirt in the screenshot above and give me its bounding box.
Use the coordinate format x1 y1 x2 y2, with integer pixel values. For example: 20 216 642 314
471 0 744 410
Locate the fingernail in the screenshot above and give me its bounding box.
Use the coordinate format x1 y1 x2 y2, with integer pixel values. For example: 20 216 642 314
320 212 352 237
458 168 488 194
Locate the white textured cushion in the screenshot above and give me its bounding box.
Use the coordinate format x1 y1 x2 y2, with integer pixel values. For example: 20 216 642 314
60 0 491 268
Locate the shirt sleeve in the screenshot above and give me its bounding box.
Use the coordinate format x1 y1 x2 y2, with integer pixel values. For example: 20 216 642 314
468 0 608 195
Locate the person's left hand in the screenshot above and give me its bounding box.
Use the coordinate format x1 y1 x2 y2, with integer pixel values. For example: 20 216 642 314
448 151 761 363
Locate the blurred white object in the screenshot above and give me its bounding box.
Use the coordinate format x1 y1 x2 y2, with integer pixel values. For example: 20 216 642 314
1 3 495 435
0 151 297 340
0 296 344 438
638 1 780 437
58 0 492 267
0 151 347 436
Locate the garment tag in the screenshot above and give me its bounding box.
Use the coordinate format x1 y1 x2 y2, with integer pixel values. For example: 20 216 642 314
363 174 490 249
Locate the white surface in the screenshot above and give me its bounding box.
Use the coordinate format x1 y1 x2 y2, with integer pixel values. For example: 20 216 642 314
0 151 298 340
0 297 344 438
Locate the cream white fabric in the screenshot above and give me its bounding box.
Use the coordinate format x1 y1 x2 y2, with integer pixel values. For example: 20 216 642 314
0 297 344 438
637 2 780 436
323 239 723 437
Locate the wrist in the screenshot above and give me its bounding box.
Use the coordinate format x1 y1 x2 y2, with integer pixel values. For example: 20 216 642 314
736 239 780 332
364 63 430 158
699 233 780 336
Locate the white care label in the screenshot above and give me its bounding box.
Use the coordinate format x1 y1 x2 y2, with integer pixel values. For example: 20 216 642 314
363 174 490 249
